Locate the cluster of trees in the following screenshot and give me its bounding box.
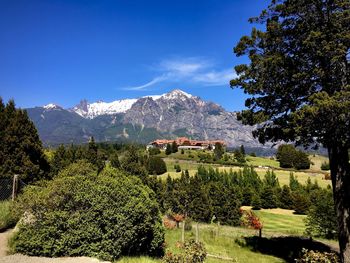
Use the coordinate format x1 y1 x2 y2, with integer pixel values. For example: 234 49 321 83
197 144 246 165
276 145 311 170
165 141 178 155
152 170 242 226
146 165 335 232
51 142 168 178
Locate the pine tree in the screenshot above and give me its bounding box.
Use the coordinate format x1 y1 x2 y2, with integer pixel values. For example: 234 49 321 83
50 144 69 176
171 141 178 153
240 145 245 156
165 144 172 155
0 99 49 182
251 194 262 210
213 143 224 160
280 185 293 210
110 152 120 169
231 0 350 257
260 186 277 209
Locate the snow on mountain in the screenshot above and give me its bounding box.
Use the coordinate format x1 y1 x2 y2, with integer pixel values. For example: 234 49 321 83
160 89 193 100
43 103 61 110
73 98 138 119
69 89 197 119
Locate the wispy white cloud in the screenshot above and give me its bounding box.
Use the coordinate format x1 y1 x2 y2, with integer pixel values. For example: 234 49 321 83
124 57 235 91
122 75 167 91
192 68 234 86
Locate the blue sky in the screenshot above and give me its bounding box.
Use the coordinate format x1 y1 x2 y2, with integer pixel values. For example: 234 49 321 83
0 0 267 112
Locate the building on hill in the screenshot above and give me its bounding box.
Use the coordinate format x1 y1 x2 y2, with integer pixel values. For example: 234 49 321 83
147 137 225 151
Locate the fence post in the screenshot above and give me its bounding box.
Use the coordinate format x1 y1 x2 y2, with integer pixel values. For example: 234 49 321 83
182 220 185 243
12 174 18 201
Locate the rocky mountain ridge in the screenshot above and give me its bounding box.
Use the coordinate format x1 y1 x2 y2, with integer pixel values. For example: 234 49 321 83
27 89 272 152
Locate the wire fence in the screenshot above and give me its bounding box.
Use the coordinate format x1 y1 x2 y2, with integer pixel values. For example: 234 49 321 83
0 175 25 201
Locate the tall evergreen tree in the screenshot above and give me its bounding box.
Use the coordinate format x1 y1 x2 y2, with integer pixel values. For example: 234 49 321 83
0 99 49 182
213 142 224 160
231 0 350 259
109 152 120 169
165 143 172 155
171 141 178 153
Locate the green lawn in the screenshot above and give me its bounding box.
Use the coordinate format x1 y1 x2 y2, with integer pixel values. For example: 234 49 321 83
245 156 280 168
117 208 319 263
117 225 284 263
253 209 306 236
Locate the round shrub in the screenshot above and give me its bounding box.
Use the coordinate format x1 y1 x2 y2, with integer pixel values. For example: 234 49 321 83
11 168 165 261
147 156 167 175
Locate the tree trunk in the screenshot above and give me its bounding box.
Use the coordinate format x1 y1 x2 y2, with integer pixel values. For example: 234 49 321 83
328 145 350 263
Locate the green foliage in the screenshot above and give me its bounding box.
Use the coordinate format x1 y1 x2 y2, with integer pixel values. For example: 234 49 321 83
231 1 350 256
149 147 161 155
50 143 106 177
260 186 277 209
292 192 310 215
213 143 224 160
120 145 148 177
0 201 16 231
293 151 311 170
11 168 165 261
165 144 172 155
163 239 206 263
321 161 330 171
234 149 246 163
171 142 178 153
148 156 167 175
276 145 311 170
0 98 50 183
296 248 339 263
231 0 350 149
280 185 293 210
251 194 262 210
110 152 120 168
305 189 338 239
57 159 96 178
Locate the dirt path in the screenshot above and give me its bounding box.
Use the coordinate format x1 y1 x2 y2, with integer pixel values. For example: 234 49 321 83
0 229 13 257
0 229 110 263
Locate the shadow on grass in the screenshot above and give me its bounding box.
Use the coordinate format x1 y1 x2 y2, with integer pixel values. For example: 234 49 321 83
238 236 338 262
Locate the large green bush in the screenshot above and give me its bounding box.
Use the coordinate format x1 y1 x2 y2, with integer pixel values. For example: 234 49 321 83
11 167 165 261
147 156 167 175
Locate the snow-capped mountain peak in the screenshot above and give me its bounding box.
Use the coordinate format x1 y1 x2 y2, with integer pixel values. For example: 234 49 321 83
43 103 61 110
160 89 193 100
72 98 138 119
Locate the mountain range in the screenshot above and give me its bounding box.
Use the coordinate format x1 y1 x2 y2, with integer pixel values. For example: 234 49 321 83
26 89 275 153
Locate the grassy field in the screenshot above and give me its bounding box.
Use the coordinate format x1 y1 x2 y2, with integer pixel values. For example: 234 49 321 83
117 208 315 263
245 156 280 168
117 226 285 263
309 154 329 172
241 206 306 236
160 158 331 188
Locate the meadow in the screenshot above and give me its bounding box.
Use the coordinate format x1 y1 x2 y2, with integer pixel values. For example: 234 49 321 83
160 153 331 188
117 207 337 263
